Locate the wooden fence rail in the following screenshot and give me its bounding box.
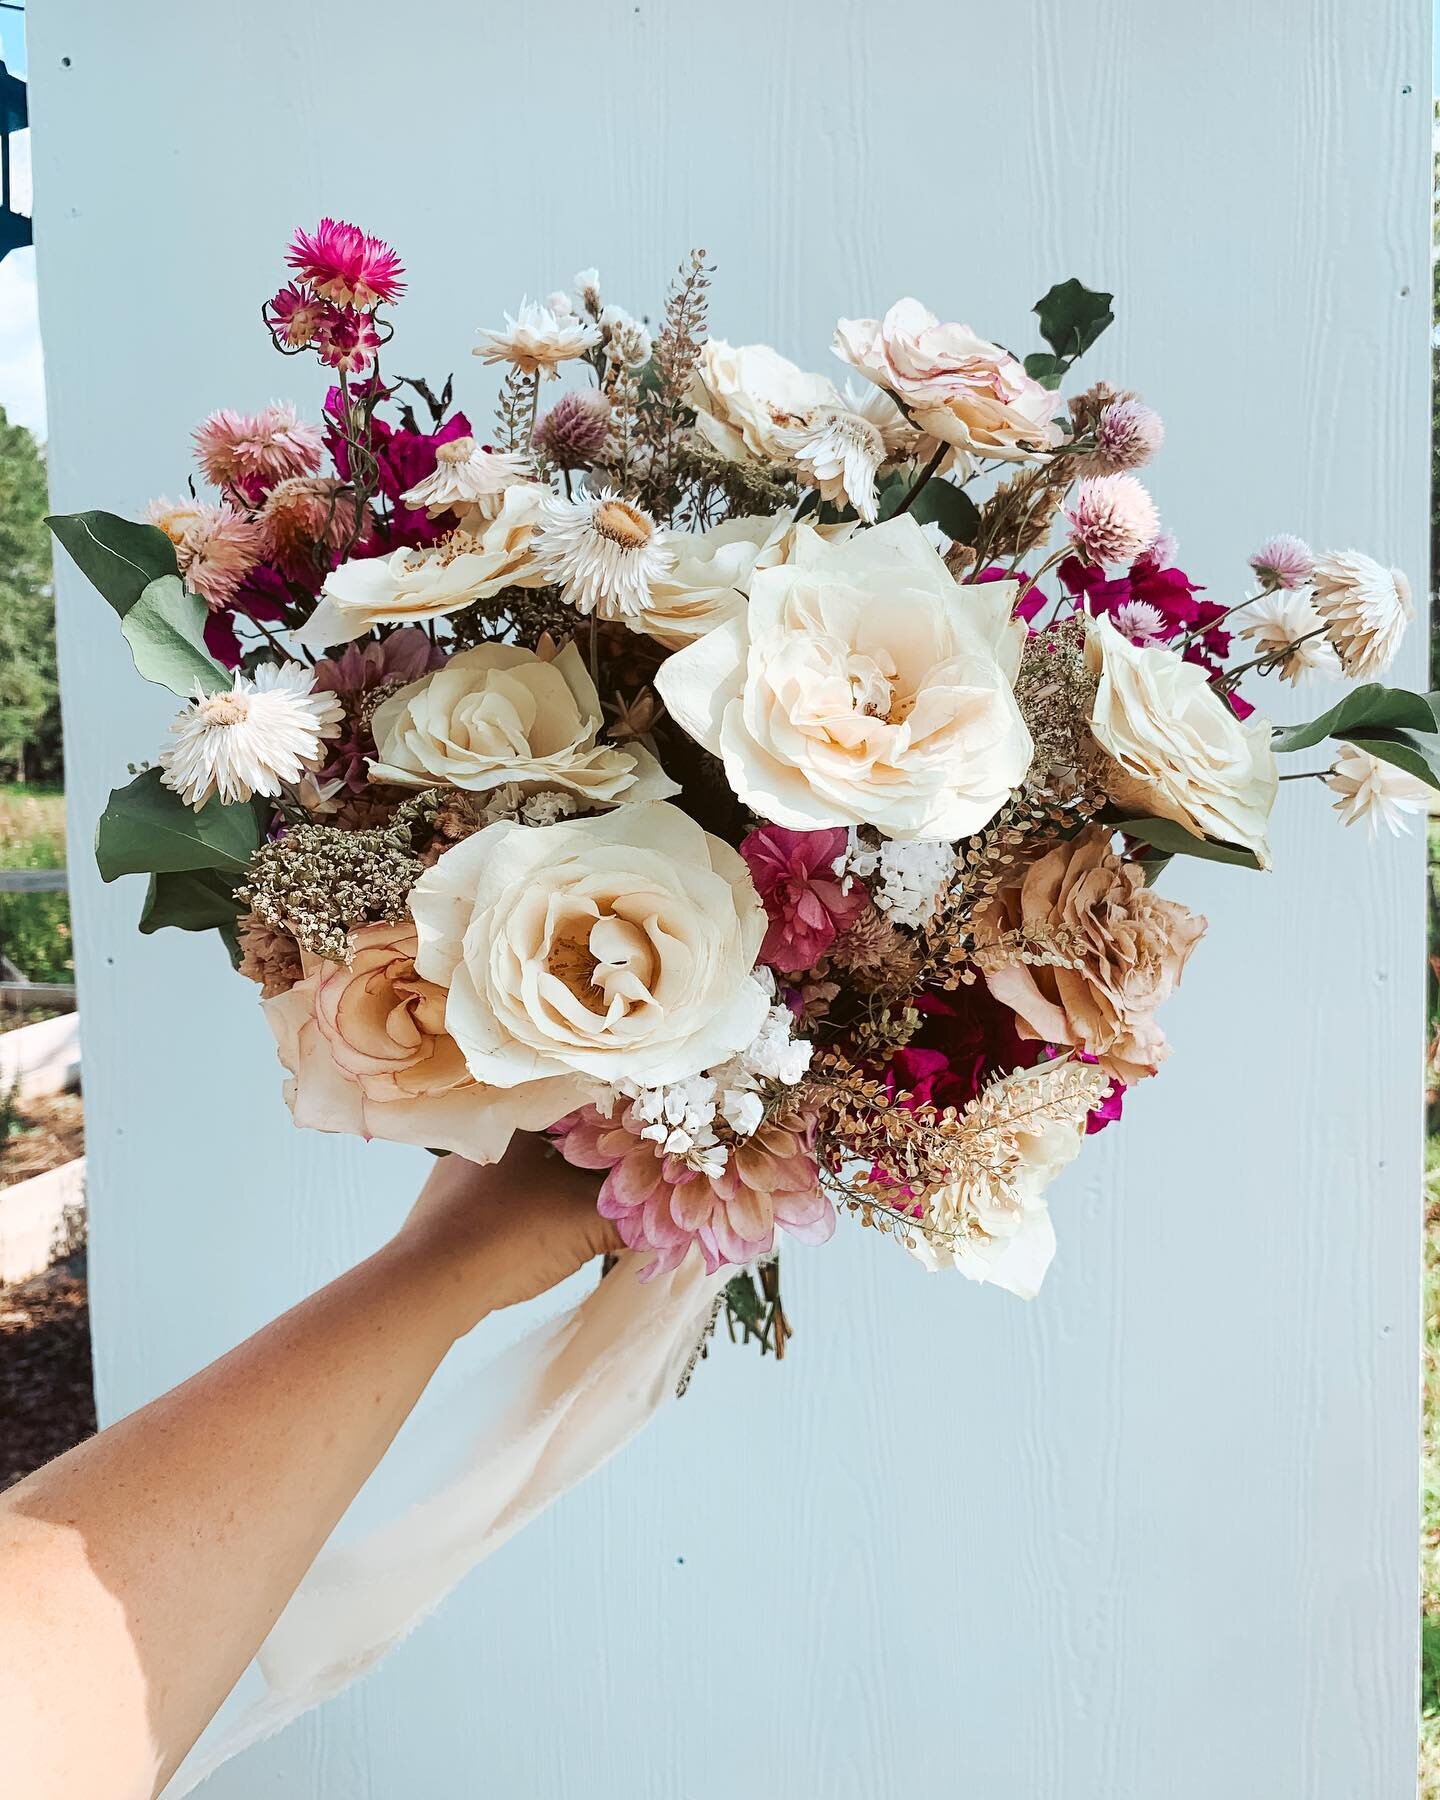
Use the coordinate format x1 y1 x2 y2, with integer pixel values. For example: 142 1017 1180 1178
0 869 68 894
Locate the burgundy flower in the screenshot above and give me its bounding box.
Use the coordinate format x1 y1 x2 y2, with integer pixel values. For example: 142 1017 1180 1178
739 824 868 974
202 565 291 668
324 389 474 547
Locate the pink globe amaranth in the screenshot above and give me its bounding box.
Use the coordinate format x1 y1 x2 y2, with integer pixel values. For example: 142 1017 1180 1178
553 1107 834 1280
739 825 868 974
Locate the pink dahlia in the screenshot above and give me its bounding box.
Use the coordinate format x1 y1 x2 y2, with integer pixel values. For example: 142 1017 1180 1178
739 825 868 974
194 402 324 504
285 218 406 311
1065 474 1160 567
174 504 267 609
311 627 446 793
266 282 329 349
553 1106 833 1280
316 311 383 374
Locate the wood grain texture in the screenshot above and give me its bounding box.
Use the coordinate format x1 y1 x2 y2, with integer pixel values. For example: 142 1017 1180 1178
27 1 1428 1793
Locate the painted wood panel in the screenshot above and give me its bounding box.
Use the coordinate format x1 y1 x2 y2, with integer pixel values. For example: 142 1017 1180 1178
29 2 1428 1792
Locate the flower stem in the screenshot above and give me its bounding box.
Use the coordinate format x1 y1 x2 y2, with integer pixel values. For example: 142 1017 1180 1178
891 442 947 518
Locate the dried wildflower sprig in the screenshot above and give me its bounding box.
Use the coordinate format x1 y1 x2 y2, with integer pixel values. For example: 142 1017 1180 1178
634 249 714 524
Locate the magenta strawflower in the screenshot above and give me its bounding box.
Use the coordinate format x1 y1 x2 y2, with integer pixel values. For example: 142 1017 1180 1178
553 1105 833 1279
1065 474 1160 567
1091 399 1164 473
1248 533 1314 592
265 282 328 349
739 824 868 973
285 219 405 311
193 403 323 503
315 311 382 374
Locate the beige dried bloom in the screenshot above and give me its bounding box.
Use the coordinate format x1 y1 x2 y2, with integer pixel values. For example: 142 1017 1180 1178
236 911 304 997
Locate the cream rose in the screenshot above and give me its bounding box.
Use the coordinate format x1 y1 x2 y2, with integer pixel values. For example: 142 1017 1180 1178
833 299 1061 459
653 514 1033 840
628 516 777 649
264 922 582 1160
368 641 678 806
688 341 842 465
294 482 548 651
1086 613 1278 868
410 801 770 1089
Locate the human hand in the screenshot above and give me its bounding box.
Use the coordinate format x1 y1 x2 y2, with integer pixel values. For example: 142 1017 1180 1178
390 1135 622 1340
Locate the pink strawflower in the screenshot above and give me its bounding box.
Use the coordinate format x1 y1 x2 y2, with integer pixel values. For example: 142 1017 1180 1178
1249 533 1314 592
172 504 266 609
315 311 382 374
285 218 405 311
266 282 329 349
1064 473 1160 567
259 475 361 584
739 824 868 973
1091 399 1164 473
193 402 324 504
553 1106 833 1280
534 390 613 469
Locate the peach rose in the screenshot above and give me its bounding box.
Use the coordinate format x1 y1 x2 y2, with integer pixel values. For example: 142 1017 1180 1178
972 826 1207 1084
264 920 582 1160
832 299 1062 459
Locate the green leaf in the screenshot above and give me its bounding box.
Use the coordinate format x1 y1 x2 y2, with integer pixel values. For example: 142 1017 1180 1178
1271 683 1438 754
908 479 981 544
1341 728 1440 790
139 867 244 936
1032 279 1114 366
1116 815 1263 870
46 510 179 617
119 575 228 697
1023 351 1065 390
95 768 263 883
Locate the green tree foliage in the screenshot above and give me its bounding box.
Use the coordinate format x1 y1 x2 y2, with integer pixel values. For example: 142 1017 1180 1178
0 407 58 782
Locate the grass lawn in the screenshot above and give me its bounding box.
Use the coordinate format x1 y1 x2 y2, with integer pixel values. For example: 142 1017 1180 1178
0 783 72 988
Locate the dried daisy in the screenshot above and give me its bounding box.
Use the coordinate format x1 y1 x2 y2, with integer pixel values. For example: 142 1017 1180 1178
159 664 343 810
531 488 675 618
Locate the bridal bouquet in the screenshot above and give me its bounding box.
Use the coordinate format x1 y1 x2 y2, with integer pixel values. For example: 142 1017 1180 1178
51 220 1435 1351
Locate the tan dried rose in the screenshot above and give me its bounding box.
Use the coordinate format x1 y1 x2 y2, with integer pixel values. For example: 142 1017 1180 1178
972 825 1207 1084
263 920 582 1160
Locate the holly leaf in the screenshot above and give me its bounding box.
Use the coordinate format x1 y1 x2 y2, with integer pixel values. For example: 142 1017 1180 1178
139 867 245 936
47 510 179 616
908 479 981 544
120 575 228 697
1271 684 1438 754
1116 815 1263 870
95 768 263 882
1033 279 1114 367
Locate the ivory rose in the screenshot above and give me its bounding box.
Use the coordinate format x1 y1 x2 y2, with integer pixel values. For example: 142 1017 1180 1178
294 482 548 650
368 641 678 806
972 825 1207 1083
833 299 1062 459
630 516 776 649
653 513 1033 840
264 922 581 1160
1085 613 1278 867
688 341 841 465
410 801 770 1089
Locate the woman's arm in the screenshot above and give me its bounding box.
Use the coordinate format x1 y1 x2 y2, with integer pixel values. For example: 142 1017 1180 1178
0 1139 616 1800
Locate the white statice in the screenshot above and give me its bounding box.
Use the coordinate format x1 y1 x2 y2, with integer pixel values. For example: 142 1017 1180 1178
399 436 532 524
1237 587 1342 684
532 488 675 618
845 832 956 929
473 299 599 378
159 663 342 809
1324 745 1433 838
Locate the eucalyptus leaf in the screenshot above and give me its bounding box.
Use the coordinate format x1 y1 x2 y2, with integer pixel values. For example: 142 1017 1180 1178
1116 815 1263 870
1271 683 1437 754
1032 279 1114 367
47 510 179 616
95 768 263 882
139 867 244 936
908 479 981 544
120 575 228 697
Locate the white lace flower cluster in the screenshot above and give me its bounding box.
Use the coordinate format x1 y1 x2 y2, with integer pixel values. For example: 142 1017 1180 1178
843 833 956 929
595 993 812 1178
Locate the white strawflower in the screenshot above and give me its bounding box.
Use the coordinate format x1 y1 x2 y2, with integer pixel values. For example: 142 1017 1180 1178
532 488 675 618
574 267 602 313
1309 550 1413 678
1237 588 1342 684
159 663 343 810
399 436 532 523
775 384 915 525
474 298 599 379
544 289 574 317
846 834 956 929
1324 745 1432 837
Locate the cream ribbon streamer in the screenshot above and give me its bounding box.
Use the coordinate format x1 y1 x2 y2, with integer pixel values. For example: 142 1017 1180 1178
166 1249 726 1796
